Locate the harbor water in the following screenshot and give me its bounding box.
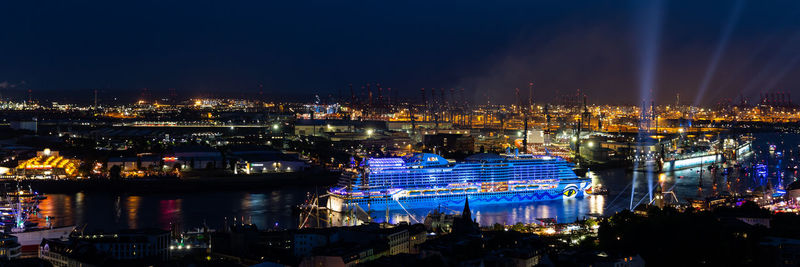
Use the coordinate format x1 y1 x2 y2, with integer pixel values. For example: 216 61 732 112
36 133 799 231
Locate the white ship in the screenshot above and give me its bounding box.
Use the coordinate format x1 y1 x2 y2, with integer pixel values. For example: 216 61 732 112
0 184 75 250
13 226 75 250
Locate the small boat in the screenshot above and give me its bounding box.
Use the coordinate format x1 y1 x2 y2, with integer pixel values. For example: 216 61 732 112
588 184 609 195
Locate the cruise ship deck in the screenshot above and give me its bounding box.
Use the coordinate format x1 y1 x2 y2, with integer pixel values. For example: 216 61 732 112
327 153 591 212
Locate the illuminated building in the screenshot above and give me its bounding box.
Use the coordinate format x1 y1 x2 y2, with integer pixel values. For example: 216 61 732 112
422 133 475 154
0 234 21 260
164 146 223 170
14 149 81 179
327 153 590 212
294 119 387 137
232 153 309 174
9 120 37 133
39 229 170 266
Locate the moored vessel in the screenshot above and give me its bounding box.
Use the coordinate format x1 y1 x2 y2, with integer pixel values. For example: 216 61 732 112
327 153 590 213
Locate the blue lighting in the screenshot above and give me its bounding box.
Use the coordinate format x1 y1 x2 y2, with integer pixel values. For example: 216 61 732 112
632 0 664 208
329 153 590 211
756 164 768 177
694 0 745 105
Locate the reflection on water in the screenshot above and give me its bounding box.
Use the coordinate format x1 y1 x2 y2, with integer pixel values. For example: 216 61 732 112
34 166 756 229
39 190 308 232
34 133 799 230
34 168 721 230
158 199 181 229
380 194 606 225
127 196 140 229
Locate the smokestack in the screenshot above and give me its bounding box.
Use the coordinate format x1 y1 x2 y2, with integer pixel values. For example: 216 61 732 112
460 88 466 107
451 88 458 106
584 95 588 108
771 92 776 106
523 114 528 154
349 84 355 106
781 91 787 106
786 92 792 106
377 83 383 106
431 88 437 107
528 82 533 113
440 88 445 107
421 88 427 121
366 83 372 109
169 88 177 104
393 87 398 107
449 88 455 108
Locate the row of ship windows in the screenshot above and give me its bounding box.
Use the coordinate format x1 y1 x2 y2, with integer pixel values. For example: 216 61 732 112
370 168 573 176
370 174 569 179
368 172 572 179
355 190 560 203
369 170 574 178
365 175 571 187
364 182 560 189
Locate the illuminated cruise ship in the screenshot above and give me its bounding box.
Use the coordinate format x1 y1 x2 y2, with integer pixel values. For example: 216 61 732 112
326 153 591 212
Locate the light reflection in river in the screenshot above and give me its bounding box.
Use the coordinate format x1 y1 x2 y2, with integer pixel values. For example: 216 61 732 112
127 196 140 229
32 133 797 230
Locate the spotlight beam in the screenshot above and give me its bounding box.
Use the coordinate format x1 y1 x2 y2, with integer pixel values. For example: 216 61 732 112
763 51 800 89
632 0 664 209
741 31 800 95
693 0 745 106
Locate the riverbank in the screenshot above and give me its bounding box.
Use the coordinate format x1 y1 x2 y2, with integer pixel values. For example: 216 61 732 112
19 171 339 194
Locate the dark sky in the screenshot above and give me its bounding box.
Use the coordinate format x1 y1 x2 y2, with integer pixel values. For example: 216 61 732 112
1 0 800 105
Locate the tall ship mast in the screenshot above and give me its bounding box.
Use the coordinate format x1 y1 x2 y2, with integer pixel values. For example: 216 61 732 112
327 153 591 213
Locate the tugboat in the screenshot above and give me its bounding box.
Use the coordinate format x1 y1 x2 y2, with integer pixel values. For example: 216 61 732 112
587 184 609 195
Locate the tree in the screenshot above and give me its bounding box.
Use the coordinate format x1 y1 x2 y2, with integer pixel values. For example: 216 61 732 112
511 222 526 232
77 162 93 178
109 165 122 180
492 223 505 231
583 218 598 229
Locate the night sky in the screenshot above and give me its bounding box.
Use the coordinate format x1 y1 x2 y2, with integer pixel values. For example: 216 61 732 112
1 0 800 105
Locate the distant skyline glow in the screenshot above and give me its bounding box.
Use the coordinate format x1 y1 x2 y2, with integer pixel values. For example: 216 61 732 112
0 1 799 105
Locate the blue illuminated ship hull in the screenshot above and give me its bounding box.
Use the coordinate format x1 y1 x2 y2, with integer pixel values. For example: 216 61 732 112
336 180 589 211
327 153 590 212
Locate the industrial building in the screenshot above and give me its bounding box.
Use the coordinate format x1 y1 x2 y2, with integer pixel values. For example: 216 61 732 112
39 228 170 266
14 149 81 179
294 119 387 137
164 146 224 170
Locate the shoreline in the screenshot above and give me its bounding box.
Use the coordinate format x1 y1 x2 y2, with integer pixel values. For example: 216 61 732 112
16 171 339 194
